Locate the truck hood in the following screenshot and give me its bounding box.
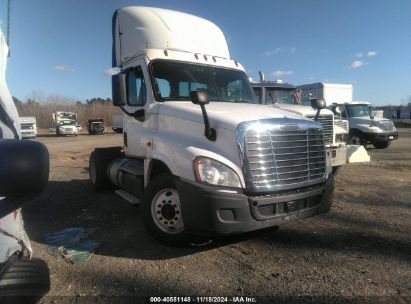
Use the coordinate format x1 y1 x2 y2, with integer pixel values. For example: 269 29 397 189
350 116 392 125
158 102 305 131
275 104 334 117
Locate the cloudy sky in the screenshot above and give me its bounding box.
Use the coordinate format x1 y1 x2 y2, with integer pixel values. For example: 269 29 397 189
0 0 410 105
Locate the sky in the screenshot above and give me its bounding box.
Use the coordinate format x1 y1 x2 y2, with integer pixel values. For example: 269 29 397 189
0 0 410 106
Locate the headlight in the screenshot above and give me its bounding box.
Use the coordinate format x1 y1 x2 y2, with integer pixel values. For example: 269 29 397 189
368 127 382 133
194 157 241 188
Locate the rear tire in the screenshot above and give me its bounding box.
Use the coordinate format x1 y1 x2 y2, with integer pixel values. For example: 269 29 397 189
89 147 123 191
142 173 191 246
373 141 390 149
0 257 50 302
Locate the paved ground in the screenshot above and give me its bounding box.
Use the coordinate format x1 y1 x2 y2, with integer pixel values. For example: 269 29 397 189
23 129 411 303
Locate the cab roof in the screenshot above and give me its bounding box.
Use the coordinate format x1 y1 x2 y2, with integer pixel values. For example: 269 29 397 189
112 6 230 67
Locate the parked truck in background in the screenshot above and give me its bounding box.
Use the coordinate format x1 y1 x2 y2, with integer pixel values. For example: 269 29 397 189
19 116 37 139
297 83 398 148
52 111 79 136
111 114 123 133
87 118 105 135
330 101 398 149
89 6 334 245
252 75 350 173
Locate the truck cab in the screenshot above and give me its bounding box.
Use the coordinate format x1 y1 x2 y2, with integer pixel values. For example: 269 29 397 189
331 101 398 149
252 78 349 171
89 6 334 245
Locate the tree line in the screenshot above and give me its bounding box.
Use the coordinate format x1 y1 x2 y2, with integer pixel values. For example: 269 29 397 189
13 95 122 128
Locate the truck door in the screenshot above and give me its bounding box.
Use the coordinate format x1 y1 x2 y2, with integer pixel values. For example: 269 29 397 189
123 64 149 157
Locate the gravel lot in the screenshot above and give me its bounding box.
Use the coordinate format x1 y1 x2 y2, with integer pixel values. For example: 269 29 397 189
22 129 411 303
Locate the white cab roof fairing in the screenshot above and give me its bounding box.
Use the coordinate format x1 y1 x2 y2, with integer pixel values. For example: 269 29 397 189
113 6 230 67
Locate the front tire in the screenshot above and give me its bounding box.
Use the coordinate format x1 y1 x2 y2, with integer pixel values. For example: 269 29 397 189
142 173 190 246
332 166 342 176
373 141 391 149
349 131 367 147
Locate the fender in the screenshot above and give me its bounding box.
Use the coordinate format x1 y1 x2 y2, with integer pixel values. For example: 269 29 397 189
146 128 245 187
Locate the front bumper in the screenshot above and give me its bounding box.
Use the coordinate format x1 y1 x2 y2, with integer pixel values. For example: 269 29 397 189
326 146 347 167
59 129 78 135
21 132 36 139
366 131 398 143
175 176 334 236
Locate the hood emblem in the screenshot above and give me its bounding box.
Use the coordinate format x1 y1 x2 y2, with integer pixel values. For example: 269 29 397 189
280 122 299 130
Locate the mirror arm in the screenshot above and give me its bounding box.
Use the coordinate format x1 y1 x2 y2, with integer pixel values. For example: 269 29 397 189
315 109 321 121
120 106 145 122
199 104 216 141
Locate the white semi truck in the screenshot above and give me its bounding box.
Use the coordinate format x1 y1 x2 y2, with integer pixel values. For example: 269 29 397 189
19 116 37 139
297 83 398 148
52 111 79 136
330 101 398 149
252 75 350 173
89 6 334 245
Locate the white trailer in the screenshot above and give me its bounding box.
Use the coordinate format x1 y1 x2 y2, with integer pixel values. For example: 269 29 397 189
19 116 37 139
89 6 334 245
298 83 353 106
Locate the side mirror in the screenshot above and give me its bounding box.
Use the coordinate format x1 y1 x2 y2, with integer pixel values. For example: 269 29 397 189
311 98 326 121
311 98 326 110
190 90 216 141
0 140 49 198
334 105 343 114
190 90 209 105
112 74 127 107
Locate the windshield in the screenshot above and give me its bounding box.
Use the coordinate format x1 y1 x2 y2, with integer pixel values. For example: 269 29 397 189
264 88 300 105
346 104 371 117
21 123 34 130
151 61 256 103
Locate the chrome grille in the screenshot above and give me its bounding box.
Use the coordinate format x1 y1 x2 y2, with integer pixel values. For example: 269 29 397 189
306 115 333 145
245 128 326 190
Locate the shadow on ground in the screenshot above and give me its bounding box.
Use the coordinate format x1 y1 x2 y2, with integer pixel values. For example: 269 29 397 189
22 179 274 261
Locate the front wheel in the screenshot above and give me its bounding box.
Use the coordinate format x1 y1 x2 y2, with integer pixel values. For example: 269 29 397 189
141 173 191 246
349 132 366 147
373 141 391 149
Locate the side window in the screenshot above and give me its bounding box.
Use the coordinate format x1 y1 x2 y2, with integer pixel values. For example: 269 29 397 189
127 68 146 106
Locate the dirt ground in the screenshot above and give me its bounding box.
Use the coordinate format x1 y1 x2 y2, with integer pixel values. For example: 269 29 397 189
22 129 411 303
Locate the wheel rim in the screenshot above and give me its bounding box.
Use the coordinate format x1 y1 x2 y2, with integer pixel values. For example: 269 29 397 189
151 188 184 234
350 135 362 145
90 156 97 184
